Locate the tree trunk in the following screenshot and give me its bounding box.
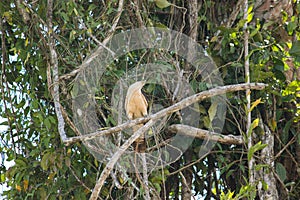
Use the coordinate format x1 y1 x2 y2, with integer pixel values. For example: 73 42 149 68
257 123 278 199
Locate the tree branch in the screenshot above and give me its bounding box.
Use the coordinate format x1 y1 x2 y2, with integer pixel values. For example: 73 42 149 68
226 0 244 27
63 83 267 145
167 124 244 145
243 0 256 187
59 0 125 81
15 0 30 24
47 0 67 141
132 0 144 27
89 120 155 200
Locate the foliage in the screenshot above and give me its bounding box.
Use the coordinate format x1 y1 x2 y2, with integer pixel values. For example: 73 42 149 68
0 0 299 199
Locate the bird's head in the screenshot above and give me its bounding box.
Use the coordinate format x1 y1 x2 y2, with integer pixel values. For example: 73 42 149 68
128 81 146 92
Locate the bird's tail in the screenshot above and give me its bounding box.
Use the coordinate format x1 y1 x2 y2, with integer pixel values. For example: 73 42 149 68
133 124 146 152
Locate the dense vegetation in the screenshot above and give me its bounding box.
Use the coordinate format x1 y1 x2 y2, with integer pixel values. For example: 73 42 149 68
0 0 299 199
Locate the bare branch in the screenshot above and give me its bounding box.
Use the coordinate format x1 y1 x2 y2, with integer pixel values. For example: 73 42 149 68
243 0 255 187
226 0 244 27
89 120 155 200
63 83 267 145
60 0 125 81
132 0 144 27
60 105 82 136
168 124 244 145
47 0 67 141
15 0 30 24
179 171 195 200
69 166 92 192
142 154 150 200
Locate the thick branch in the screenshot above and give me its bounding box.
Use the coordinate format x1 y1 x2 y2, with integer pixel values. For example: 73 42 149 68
168 124 244 145
47 0 67 141
89 120 155 200
258 121 278 199
63 83 267 145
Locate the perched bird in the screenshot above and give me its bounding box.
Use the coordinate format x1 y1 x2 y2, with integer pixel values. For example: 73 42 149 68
125 81 148 152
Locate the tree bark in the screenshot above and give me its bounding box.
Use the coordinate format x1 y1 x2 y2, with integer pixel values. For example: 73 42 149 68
182 0 199 199
257 124 278 199
168 124 244 145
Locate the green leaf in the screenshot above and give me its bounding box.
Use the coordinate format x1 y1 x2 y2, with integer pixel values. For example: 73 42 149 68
261 180 269 191
287 21 297 35
0 174 5 183
208 101 218 121
212 187 217 195
153 182 161 193
281 119 292 144
44 117 52 129
69 30 76 42
3 11 13 25
154 0 171 9
247 12 254 23
247 118 259 137
248 141 268 161
60 12 69 22
237 19 247 29
48 116 57 124
282 80 300 96
31 99 39 109
16 99 26 109
250 27 259 38
254 164 269 171
65 157 71 167
290 41 300 56
41 152 52 171
15 158 27 167
196 104 206 114
249 98 261 112
248 4 254 14
0 121 8 126
276 162 287 182
203 116 211 129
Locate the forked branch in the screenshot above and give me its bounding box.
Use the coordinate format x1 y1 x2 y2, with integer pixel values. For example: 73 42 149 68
63 83 267 145
89 120 155 200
